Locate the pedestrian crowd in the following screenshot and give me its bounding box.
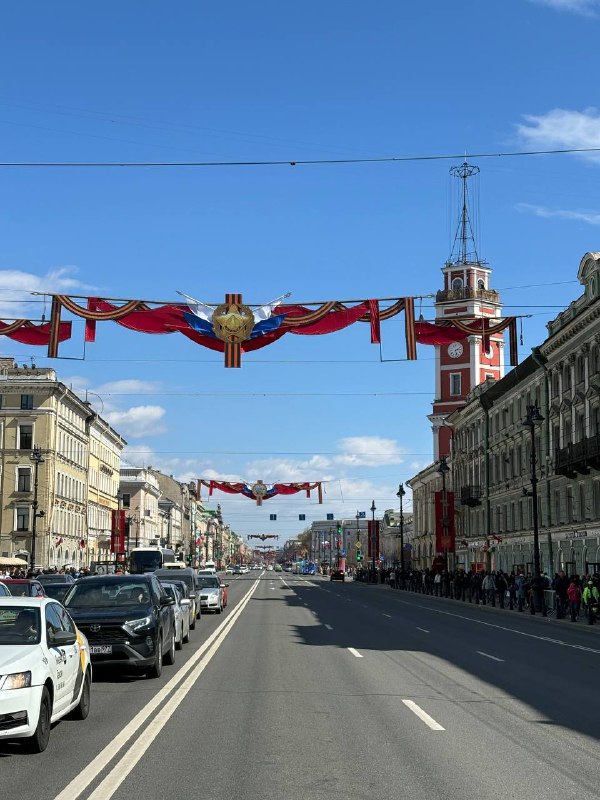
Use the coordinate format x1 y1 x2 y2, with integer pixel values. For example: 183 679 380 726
354 566 600 625
0 566 93 579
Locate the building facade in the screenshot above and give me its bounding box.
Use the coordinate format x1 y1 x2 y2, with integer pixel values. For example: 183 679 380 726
119 468 161 550
87 414 126 565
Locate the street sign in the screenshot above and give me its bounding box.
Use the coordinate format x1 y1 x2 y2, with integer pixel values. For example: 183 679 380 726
357 511 366 518
326 513 334 521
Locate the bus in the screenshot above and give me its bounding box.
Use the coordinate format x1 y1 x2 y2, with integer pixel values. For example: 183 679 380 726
129 546 176 574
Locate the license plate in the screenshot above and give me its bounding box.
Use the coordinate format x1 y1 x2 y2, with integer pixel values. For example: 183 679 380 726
90 645 112 654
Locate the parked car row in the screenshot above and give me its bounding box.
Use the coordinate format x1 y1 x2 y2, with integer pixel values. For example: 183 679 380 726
0 565 230 755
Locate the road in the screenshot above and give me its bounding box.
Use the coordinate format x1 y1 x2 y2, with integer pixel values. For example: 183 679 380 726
4 572 600 800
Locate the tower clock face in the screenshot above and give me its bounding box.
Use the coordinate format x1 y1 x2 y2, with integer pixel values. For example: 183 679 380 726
447 342 464 358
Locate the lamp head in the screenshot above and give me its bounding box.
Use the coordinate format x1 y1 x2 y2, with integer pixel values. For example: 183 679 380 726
370 500 376 513
396 483 406 499
437 456 450 475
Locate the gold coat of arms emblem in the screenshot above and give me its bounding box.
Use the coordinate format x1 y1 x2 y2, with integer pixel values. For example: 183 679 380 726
212 302 255 344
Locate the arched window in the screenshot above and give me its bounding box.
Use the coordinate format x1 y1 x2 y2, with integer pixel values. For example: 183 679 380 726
452 277 463 292
477 278 485 290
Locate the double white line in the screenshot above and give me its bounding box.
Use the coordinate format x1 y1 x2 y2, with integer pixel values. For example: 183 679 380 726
55 578 260 800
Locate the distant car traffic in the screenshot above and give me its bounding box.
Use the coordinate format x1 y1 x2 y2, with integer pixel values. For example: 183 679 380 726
37 573 75 585
1 579 46 597
225 566 234 575
274 564 283 572
64 574 176 679
330 568 346 582
0 597 92 752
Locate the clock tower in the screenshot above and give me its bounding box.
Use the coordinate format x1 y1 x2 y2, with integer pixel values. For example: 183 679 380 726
429 162 504 459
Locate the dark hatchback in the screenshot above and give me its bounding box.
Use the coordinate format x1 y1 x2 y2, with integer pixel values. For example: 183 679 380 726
1 579 46 597
41 582 74 603
63 574 176 678
330 569 346 582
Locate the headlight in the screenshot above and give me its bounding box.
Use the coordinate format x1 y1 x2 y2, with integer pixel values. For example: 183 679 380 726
0 671 32 690
124 616 153 634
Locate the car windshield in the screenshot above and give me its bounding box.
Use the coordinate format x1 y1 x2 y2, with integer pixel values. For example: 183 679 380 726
43 584 70 601
0 605 42 645
64 581 151 608
197 577 220 589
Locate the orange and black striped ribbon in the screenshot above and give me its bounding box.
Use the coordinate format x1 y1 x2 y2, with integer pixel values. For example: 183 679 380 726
224 293 242 368
509 317 518 366
48 296 63 358
404 296 417 360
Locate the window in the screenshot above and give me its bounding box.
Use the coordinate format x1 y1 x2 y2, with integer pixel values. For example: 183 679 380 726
18 424 33 450
579 484 587 520
566 487 574 522
452 277 463 292
477 278 485 290
554 490 561 525
450 373 461 396
122 493 131 509
20 394 33 410
17 467 31 492
577 356 585 383
16 506 30 531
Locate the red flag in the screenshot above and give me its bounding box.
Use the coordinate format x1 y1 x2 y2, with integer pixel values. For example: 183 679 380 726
435 491 455 553
367 520 380 558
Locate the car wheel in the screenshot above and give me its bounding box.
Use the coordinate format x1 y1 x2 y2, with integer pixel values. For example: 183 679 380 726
190 613 196 630
26 686 52 753
70 670 91 720
183 626 190 644
147 635 163 678
164 630 176 665
175 621 183 650
216 603 222 614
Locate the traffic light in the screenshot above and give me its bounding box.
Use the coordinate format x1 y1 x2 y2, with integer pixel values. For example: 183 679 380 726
356 539 362 562
187 554 193 564
336 524 342 535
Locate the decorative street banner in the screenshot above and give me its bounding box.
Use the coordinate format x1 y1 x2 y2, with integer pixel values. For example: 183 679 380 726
0 289 519 369
111 509 126 554
198 479 323 506
367 520 380 559
434 491 455 553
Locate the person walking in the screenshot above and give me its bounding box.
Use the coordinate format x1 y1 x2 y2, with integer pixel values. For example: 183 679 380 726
567 578 582 622
515 572 526 612
482 571 496 607
496 571 508 609
583 580 599 625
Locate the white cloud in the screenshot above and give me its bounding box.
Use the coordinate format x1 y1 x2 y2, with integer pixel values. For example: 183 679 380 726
94 379 162 394
336 436 406 467
105 405 167 438
515 108 600 163
516 202 600 225
528 0 599 15
0 266 96 319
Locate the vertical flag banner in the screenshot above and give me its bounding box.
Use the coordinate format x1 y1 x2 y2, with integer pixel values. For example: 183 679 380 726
435 491 455 553
367 520 380 558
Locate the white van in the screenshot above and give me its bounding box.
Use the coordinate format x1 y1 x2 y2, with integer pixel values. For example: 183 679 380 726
198 561 216 575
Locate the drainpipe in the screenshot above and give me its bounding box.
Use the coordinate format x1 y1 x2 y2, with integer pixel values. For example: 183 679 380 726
532 346 553 573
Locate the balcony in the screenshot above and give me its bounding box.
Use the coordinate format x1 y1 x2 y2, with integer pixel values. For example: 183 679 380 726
436 287 500 304
460 485 482 507
555 434 600 478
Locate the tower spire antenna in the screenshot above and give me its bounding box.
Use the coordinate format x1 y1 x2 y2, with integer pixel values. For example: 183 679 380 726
448 160 481 266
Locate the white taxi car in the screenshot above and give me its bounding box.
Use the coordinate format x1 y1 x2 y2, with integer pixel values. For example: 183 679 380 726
0 597 92 752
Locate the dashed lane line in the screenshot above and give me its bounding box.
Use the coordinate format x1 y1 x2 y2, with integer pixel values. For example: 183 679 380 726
348 647 363 658
324 624 333 630
383 613 392 618
477 650 505 662
416 627 430 633
402 700 445 731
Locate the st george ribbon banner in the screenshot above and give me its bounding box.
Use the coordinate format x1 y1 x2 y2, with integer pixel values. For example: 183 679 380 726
435 491 455 553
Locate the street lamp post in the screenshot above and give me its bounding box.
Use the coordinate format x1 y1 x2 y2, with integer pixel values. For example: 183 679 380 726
437 456 450 571
370 500 376 582
523 404 546 616
30 446 45 572
396 483 406 585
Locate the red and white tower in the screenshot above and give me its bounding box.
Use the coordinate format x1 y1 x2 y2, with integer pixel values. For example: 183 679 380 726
429 162 504 460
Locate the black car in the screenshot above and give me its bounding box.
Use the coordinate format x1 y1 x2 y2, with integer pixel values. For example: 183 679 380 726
41 582 73 603
330 569 346 582
38 573 75 585
63 574 176 678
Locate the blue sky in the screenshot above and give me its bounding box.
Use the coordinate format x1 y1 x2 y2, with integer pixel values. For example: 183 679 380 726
1 0 599 539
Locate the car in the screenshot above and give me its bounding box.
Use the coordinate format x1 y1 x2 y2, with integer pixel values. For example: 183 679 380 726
196 575 227 614
330 568 346 582
63 574 176 679
239 565 250 574
154 567 200 629
37 573 75 585
39 583 73 604
1 579 46 598
160 583 190 650
266 564 274 571
157 576 197 631
232 565 242 576
0 597 92 752
0 582 11 597
225 566 234 575
274 564 283 572
198 561 216 574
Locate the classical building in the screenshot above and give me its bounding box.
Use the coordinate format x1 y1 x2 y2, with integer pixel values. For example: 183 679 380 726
449 251 600 575
0 359 125 569
119 468 161 549
380 508 413 567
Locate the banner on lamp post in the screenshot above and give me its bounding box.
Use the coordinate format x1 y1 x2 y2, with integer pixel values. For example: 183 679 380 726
367 520 380 559
111 509 126 554
435 491 455 553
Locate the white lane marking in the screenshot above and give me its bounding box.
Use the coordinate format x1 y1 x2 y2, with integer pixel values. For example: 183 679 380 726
348 647 363 658
82 580 259 800
383 613 392 618
402 700 445 731
324 624 333 631
53 579 261 800
477 651 504 662
416 627 430 633
395 599 600 654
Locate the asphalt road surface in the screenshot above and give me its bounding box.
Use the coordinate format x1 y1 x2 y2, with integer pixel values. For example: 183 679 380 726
5 572 600 800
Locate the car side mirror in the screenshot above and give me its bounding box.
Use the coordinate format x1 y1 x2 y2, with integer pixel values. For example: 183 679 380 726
223 583 229 588
180 598 191 606
161 596 175 606
49 630 77 646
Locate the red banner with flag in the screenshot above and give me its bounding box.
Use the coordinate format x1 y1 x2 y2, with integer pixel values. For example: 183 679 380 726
367 520 380 559
435 491 455 553
111 509 126 554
